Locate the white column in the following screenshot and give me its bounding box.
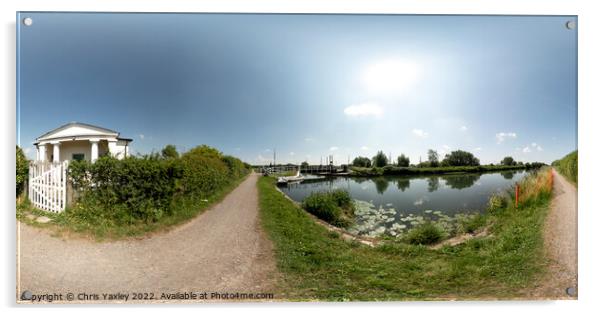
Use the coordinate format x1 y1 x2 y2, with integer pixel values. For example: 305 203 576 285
52 142 61 163
38 144 46 162
90 139 99 162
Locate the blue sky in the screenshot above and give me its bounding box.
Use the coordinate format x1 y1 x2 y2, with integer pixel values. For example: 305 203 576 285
17 13 577 165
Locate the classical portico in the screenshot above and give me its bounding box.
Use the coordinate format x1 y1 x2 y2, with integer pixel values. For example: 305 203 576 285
34 122 133 163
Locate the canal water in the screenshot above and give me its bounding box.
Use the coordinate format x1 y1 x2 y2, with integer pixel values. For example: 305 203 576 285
280 170 529 237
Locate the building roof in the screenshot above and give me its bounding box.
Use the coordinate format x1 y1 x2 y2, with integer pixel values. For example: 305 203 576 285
36 122 131 143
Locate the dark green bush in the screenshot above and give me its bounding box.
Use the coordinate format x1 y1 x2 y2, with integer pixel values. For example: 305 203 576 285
67 145 249 226
302 190 355 228
403 222 446 245
16 146 29 197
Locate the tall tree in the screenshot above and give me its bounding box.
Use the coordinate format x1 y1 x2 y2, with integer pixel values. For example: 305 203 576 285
397 154 410 167
372 151 389 168
441 150 480 166
501 156 516 166
427 149 439 167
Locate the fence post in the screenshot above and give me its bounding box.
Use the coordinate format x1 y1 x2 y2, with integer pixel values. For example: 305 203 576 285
515 184 520 209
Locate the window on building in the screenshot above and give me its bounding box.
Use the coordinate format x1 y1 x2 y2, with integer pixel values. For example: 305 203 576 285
72 153 85 161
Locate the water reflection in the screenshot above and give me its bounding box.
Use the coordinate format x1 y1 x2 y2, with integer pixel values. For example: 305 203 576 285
443 174 481 190
373 177 389 194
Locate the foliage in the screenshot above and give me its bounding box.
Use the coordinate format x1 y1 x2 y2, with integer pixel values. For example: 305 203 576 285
396 154 410 167
403 221 446 245
372 150 389 168
161 144 179 159
16 146 29 197
427 149 439 167
351 164 530 177
552 150 577 184
352 156 372 168
501 156 516 166
301 190 355 228
440 150 480 167
257 167 554 300
301 161 309 168
487 194 508 214
65 145 249 235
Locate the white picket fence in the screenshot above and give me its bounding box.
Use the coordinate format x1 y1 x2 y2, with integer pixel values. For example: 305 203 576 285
28 161 69 213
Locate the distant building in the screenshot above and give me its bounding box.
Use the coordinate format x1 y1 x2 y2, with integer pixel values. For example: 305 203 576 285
34 122 133 163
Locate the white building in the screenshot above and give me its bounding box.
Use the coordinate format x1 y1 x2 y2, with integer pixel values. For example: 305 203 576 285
34 122 133 163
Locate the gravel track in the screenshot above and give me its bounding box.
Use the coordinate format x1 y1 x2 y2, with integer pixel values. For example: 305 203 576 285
18 173 276 302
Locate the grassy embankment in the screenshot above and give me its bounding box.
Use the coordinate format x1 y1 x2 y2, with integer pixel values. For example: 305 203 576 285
350 164 539 177
552 150 577 185
258 168 553 300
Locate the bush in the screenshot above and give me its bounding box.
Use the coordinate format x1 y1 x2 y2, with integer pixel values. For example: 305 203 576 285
552 150 577 184
403 222 446 245
302 190 355 227
487 194 507 213
16 146 29 197
67 145 249 226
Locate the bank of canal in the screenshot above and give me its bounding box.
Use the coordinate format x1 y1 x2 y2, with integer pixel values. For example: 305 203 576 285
280 170 530 237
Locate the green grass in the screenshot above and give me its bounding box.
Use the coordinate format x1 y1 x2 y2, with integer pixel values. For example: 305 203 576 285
258 169 553 300
552 150 577 185
17 173 250 241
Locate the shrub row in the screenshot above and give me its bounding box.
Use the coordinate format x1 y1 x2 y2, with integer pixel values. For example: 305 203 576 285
350 164 545 177
68 145 249 225
552 150 577 184
301 190 355 228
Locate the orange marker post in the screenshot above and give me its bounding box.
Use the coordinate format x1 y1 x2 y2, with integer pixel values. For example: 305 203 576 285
515 184 520 209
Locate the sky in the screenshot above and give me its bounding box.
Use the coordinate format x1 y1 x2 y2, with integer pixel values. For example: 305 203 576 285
17 13 577 165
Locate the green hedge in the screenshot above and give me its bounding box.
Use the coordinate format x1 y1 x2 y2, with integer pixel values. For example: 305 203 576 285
552 150 577 184
16 146 29 197
68 145 249 226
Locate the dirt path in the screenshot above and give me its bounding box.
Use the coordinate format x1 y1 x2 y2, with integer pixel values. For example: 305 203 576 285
532 168 577 299
17 173 276 302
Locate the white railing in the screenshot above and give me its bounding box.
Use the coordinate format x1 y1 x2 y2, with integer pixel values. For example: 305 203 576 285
28 161 69 213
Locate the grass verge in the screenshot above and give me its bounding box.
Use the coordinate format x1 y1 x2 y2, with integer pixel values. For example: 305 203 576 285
258 169 553 300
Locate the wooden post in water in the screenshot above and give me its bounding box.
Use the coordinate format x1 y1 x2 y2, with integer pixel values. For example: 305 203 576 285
515 184 520 208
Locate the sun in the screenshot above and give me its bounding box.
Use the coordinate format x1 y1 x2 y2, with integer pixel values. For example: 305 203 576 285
362 59 421 94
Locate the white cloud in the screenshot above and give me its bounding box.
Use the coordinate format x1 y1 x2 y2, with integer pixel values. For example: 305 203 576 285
412 129 429 138
256 154 271 163
343 103 383 118
329 146 339 151
138 134 145 140
360 146 370 151
531 142 537 147
473 147 482 152
460 126 468 131
522 146 532 153
495 132 517 144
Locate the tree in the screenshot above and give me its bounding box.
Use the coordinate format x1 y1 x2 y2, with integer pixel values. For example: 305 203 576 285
352 156 371 168
440 150 480 166
397 154 410 167
161 144 179 159
16 146 29 197
300 161 309 168
427 149 439 167
500 156 516 166
372 151 389 168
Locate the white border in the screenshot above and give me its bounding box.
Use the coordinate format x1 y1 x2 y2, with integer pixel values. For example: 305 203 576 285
2 1 600 315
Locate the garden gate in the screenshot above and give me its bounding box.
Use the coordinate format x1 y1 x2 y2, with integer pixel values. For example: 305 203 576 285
28 161 69 213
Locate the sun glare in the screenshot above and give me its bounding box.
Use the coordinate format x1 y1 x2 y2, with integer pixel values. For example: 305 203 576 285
362 59 421 94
